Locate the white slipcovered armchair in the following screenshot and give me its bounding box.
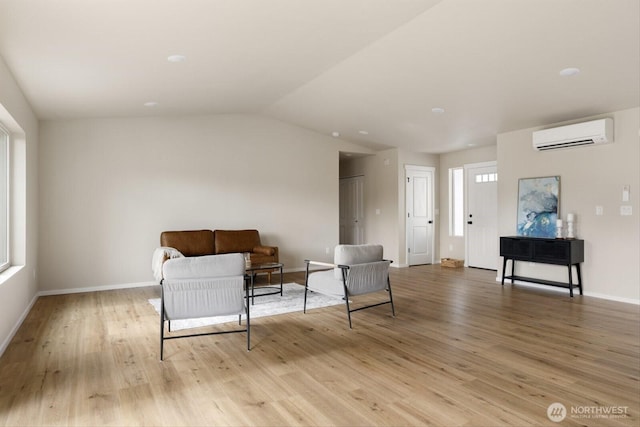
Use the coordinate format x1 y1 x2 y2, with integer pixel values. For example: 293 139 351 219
304 244 395 328
159 252 249 360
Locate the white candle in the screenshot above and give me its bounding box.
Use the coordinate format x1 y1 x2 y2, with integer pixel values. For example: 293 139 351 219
567 213 575 222
556 219 563 227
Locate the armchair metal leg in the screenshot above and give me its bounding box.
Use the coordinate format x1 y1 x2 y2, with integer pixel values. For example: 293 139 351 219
246 309 251 351
341 269 353 329
387 277 396 317
303 262 310 313
345 299 353 329
303 287 308 313
245 285 251 351
160 288 165 361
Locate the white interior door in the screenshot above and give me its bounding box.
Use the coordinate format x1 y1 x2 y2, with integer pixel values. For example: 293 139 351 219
339 176 364 244
406 166 434 265
465 162 498 269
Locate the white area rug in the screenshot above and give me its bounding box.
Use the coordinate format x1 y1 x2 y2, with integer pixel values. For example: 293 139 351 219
149 283 344 331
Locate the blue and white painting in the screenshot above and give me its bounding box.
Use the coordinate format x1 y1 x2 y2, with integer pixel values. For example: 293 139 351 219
517 176 560 238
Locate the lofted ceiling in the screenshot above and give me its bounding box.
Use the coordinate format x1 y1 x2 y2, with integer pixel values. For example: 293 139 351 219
0 0 638 153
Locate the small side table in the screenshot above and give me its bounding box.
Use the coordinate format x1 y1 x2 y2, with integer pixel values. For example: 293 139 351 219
245 262 284 305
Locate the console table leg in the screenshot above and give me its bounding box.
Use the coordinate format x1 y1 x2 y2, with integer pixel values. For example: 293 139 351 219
510 259 515 284
576 264 583 295
501 258 508 286
567 264 574 297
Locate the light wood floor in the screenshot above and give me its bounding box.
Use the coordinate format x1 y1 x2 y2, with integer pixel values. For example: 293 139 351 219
0 265 638 426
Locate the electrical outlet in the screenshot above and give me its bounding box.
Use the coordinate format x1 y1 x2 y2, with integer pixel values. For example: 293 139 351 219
623 185 630 202
621 205 632 216
596 206 604 216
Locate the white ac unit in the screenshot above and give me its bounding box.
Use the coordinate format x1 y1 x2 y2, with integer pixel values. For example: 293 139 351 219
532 118 613 151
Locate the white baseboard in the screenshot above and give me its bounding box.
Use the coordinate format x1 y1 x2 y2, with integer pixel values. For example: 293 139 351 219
581 291 640 305
391 263 409 268
497 277 640 305
0 291 39 357
38 281 157 297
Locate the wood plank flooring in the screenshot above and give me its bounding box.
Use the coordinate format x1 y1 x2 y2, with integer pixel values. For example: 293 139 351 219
0 265 638 426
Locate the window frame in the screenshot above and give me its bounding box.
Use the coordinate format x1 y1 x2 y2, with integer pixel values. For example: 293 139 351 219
0 123 9 273
448 167 464 237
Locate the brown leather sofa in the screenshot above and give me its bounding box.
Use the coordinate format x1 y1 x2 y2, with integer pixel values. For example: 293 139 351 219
160 229 279 279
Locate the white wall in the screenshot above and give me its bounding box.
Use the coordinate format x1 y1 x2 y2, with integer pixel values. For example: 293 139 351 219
497 108 639 303
39 114 361 292
0 56 39 355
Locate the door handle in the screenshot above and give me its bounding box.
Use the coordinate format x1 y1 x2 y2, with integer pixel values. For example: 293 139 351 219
467 221 473 225
428 220 433 224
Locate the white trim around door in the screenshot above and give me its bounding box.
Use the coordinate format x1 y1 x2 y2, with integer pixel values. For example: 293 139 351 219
405 165 435 266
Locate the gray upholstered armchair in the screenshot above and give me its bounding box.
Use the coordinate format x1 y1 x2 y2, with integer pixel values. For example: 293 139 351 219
159 252 249 360
303 244 395 328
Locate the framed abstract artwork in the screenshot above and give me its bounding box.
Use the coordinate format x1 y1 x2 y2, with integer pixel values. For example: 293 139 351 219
516 176 560 238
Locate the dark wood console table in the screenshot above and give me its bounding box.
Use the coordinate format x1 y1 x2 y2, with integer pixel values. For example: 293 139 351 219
500 236 584 297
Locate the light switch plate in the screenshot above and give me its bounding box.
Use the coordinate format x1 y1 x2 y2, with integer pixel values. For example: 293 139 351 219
596 206 604 216
620 205 632 216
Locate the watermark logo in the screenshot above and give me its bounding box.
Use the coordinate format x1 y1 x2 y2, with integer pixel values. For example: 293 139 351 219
547 403 629 422
547 402 567 422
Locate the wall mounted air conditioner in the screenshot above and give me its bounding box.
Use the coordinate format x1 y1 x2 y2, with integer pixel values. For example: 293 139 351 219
532 118 613 151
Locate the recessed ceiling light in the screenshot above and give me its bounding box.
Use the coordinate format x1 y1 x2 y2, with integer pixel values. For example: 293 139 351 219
358 130 369 135
332 131 340 137
559 67 580 77
167 54 186 63
431 107 445 114
144 101 158 107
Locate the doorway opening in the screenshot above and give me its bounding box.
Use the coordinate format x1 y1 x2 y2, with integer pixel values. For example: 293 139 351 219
339 175 365 244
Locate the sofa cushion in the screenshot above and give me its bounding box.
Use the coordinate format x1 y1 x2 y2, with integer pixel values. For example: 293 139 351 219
250 253 277 266
215 229 261 254
253 245 275 256
160 230 215 257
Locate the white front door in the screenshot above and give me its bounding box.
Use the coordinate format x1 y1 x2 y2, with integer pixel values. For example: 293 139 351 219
465 162 498 270
406 166 434 265
339 176 365 245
